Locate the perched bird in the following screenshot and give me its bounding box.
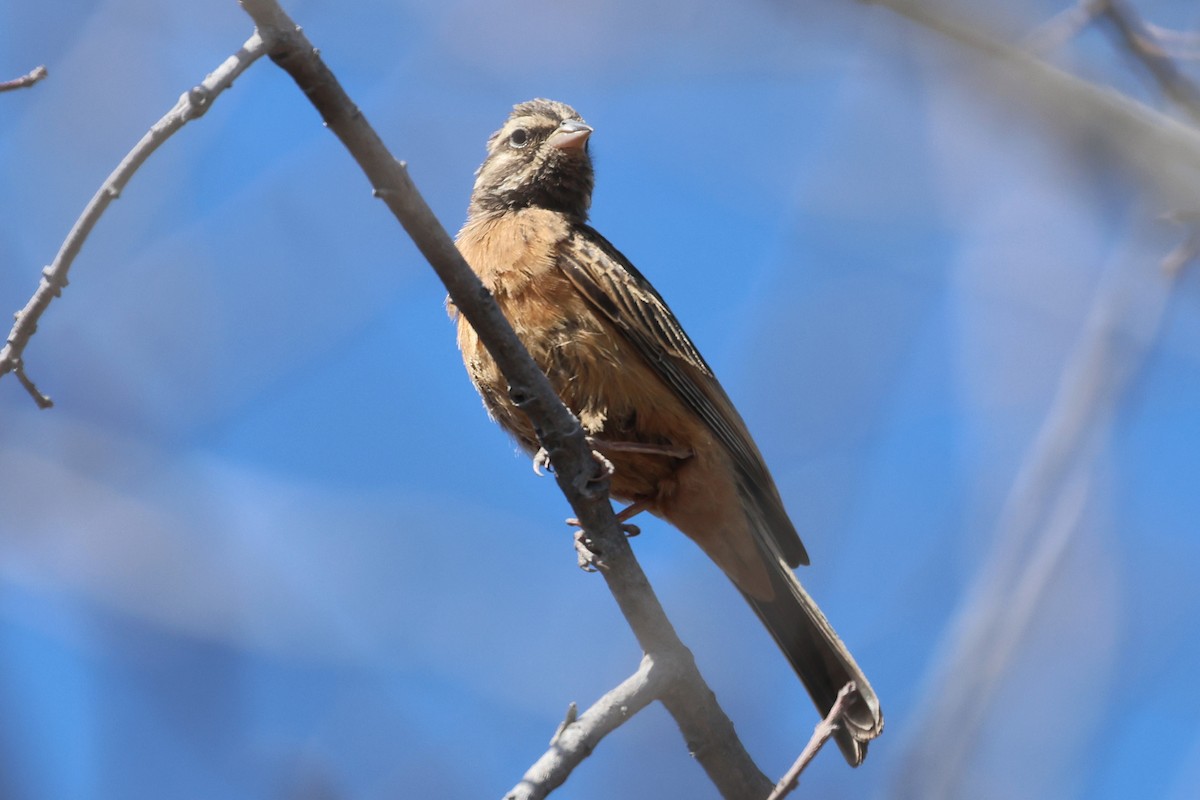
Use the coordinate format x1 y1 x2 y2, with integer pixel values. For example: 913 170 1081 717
450 98 883 765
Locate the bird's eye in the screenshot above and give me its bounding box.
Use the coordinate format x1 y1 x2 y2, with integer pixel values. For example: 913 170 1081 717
508 128 530 148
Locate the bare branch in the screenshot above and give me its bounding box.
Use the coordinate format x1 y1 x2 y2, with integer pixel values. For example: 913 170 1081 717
0 36 267 407
1022 0 1104 55
0 65 48 92
845 5 1200 795
657 661 775 799
1098 0 1200 124
766 682 859 800
11 359 52 409
1025 1 1200 62
1145 22 1200 56
237 1 772 795
505 656 664 800
1026 2 1200 100
867 0 1200 212
900 221 1190 798
1162 213 1200 275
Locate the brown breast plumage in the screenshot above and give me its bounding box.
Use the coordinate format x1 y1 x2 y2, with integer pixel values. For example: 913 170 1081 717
452 208 704 507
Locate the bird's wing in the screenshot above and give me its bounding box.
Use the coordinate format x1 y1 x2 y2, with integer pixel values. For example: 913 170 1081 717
558 225 808 567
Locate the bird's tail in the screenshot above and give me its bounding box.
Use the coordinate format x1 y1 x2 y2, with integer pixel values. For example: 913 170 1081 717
738 557 884 766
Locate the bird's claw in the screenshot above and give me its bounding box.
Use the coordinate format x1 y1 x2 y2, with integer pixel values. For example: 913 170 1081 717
592 449 615 476
573 529 605 572
584 449 614 487
565 517 640 538
535 448 612 482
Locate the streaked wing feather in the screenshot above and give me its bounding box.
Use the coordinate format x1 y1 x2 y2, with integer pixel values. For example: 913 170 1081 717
559 226 808 566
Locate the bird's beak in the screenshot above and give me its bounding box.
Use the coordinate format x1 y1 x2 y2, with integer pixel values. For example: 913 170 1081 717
547 119 592 151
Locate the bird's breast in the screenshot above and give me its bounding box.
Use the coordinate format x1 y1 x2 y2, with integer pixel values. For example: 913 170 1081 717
453 211 700 502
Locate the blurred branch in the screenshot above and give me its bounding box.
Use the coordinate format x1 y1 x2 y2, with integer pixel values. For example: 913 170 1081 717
898 214 1191 798
867 0 1200 211
1162 212 1200 275
0 37 266 408
1026 0 1200 67
1144 23 1200 59
0 65 48 92
1098 0 1200 124
1022 0 1104 55
766 682 858 800
237 1 775 796
861 4 1200 794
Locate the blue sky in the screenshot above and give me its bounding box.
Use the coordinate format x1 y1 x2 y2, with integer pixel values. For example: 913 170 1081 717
2 1 1200 798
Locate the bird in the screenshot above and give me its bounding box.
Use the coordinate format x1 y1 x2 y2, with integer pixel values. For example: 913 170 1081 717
450 98 883 765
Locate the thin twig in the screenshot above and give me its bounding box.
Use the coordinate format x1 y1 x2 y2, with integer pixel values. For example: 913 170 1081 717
1023 0 1200 67
861 6 1200 797
1099 0 1200 124
1145 23 1200 57
0 65 48 92
12 360 52 409
0 36 267 407
766 682 858 800
549 703 579 746
867 0 1200 208
237 1 773 796
1161 214 1200 275
1146 24 1200 45
1022 0 1104 55
898 215 1191 799
506 656 665 800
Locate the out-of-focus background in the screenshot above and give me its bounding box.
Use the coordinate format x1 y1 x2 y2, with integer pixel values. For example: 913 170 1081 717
2 1 1199 798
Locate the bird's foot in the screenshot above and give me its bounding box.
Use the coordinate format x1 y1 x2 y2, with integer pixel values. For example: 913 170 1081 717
532 447 553 476
533 447 614 485
572 529 606 572
565 516 640 538
588 449 615 482
571 449 615 495
566 500 647 572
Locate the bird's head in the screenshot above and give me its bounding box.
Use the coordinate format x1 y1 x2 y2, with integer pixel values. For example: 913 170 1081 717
468 98 594 220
